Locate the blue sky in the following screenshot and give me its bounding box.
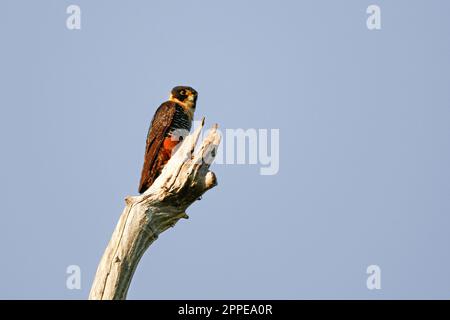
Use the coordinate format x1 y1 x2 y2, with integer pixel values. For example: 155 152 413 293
0 0 449 299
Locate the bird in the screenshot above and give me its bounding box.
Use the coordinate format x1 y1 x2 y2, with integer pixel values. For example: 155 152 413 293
138 86 198 194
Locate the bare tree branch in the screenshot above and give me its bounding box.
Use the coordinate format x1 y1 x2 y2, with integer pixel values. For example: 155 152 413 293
89 119 221 300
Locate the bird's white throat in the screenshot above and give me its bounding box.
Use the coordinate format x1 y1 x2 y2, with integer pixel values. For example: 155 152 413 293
169 95 195 120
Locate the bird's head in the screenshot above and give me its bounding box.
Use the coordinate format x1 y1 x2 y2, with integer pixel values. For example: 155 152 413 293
169 86 198 111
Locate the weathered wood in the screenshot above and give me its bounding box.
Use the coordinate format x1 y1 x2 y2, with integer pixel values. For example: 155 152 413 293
89 119 221 300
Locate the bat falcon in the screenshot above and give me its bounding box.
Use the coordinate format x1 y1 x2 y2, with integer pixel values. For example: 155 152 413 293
138 86 198 194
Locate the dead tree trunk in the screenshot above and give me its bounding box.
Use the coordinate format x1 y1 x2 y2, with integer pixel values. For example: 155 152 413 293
89 119 220 300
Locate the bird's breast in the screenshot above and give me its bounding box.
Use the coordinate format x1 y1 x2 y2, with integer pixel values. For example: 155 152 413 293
169 105 193 133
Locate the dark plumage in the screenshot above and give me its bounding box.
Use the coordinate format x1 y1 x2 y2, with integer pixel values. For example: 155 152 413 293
138 86 197 194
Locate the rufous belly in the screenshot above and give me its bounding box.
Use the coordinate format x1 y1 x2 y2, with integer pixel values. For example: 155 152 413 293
161 136 181 164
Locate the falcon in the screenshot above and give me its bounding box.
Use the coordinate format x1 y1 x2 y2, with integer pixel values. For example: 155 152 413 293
138 86 198 194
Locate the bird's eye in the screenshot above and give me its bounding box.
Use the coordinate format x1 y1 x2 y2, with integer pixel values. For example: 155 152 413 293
179 90 185 96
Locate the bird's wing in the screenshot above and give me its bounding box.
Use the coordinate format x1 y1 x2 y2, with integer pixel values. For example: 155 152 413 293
138 101 177 193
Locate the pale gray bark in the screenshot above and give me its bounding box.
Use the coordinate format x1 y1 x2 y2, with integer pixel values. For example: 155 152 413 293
89 119 221 300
